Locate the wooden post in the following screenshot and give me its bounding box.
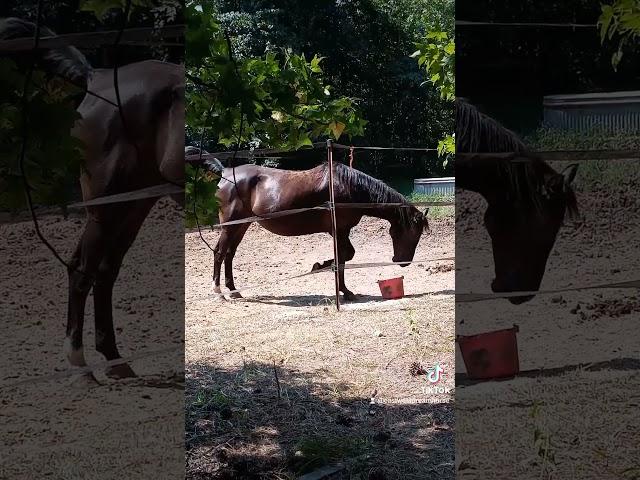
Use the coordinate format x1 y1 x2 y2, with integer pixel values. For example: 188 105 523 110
327 139 341 311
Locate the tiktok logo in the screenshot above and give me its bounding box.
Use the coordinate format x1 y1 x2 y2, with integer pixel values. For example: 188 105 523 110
426 363 444 384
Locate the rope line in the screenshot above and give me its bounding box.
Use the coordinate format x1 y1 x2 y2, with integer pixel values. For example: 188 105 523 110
458 150 640 161
0 24 185 51
456 278 640 303
67 183 183 208
192 255 455 301
190 141 442 159
332 143 438 152
333 201 453 208
207 201 453 228
344 257 455 269
211 206 329 227
456 20 597 28
0 345 182 391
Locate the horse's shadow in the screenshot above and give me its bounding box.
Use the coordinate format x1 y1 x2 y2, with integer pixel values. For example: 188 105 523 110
239 292 439 308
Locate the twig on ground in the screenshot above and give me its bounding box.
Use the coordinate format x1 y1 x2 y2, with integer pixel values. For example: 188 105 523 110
273 360 281 401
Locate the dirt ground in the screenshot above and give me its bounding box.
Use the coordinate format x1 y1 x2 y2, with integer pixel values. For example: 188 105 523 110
455 160 640 479
0 199 184 479
185 215 455 479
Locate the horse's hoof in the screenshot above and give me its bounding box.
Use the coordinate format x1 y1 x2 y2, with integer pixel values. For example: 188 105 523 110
212 286 227 301
343 292 357 302
70 371 100 388
229 292 243 300
106 363 137 379
311 262 321 272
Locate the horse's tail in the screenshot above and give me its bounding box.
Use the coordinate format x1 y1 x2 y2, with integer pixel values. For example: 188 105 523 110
185 146 225 174
0 17 92 89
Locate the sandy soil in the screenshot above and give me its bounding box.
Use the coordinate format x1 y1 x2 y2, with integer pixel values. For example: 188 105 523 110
0 199 184 479
455 160 640 479
185 216 455 479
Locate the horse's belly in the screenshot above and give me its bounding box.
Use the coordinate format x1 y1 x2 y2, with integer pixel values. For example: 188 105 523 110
257 212 330 236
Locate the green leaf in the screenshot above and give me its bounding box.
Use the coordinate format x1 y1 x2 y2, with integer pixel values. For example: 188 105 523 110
329 121 346 139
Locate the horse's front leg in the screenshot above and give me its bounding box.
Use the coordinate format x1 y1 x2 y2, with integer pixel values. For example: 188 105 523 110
336 230 357 301
338 265 357 301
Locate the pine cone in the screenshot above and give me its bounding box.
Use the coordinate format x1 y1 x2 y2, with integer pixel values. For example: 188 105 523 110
409 362 426 377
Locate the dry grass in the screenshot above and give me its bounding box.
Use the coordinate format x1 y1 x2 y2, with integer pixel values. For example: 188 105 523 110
186 217 455 479
456 369 640 479
1 200 184 479
455 161 640 479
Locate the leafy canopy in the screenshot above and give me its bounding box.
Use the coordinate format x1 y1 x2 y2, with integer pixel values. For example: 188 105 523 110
412 30 455 160
598 0 640 69
0 59 83 211
185 2 366 149
184 1 367 225
1 0 176 212
411 31 455 102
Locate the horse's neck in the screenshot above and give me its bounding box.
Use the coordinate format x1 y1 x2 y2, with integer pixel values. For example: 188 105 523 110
456 155 513 202
363 205 404 223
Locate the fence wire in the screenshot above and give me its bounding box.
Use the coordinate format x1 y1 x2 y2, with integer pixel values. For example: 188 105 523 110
0 345 182 391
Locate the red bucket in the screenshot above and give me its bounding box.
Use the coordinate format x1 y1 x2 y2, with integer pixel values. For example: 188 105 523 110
457 325 520 379
377 276 404 299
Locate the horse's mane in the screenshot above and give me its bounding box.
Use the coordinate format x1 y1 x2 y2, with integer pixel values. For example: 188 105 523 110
457 98 579 219
456 98 527 154
323 162 423 228
185 146 225 173
0 18 92 86
493 159 579 219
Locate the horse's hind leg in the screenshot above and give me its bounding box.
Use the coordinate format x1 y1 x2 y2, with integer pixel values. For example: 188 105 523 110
93 201 155 379
224 224 250 299
212 229 229 298
311 259 334 271
66 217 109 381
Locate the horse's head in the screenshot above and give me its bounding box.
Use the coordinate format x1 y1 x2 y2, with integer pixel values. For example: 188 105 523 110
390 208 430 266
485 163 578 304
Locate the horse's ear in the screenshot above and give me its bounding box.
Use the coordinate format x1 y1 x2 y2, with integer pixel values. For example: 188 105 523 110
561 163 578 186
546 164 578 195
422 209 430 232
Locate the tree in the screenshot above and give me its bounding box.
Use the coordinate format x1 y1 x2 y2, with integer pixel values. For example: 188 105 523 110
412 30 455 160
184 1 367 226
0 0 181 212
207 0 454 181
598 0 640 69
0 60 83 210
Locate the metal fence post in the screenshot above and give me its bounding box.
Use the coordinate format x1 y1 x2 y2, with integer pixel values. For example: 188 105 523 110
327 139 341 311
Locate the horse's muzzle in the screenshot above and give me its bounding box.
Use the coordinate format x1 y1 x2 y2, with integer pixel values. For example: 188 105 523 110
491 278 535 304
393 256 411 267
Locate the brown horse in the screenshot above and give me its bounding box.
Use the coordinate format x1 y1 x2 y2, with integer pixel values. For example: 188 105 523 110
2 18 184 378
202 156 429 301
456 99 578 303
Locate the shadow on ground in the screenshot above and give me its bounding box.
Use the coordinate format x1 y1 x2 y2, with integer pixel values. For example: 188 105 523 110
456 356 640 387
186 361 454 479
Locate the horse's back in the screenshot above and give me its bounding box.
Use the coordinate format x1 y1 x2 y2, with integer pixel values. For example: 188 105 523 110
74 60 184 200
215 163 333 235
78 60 183 116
